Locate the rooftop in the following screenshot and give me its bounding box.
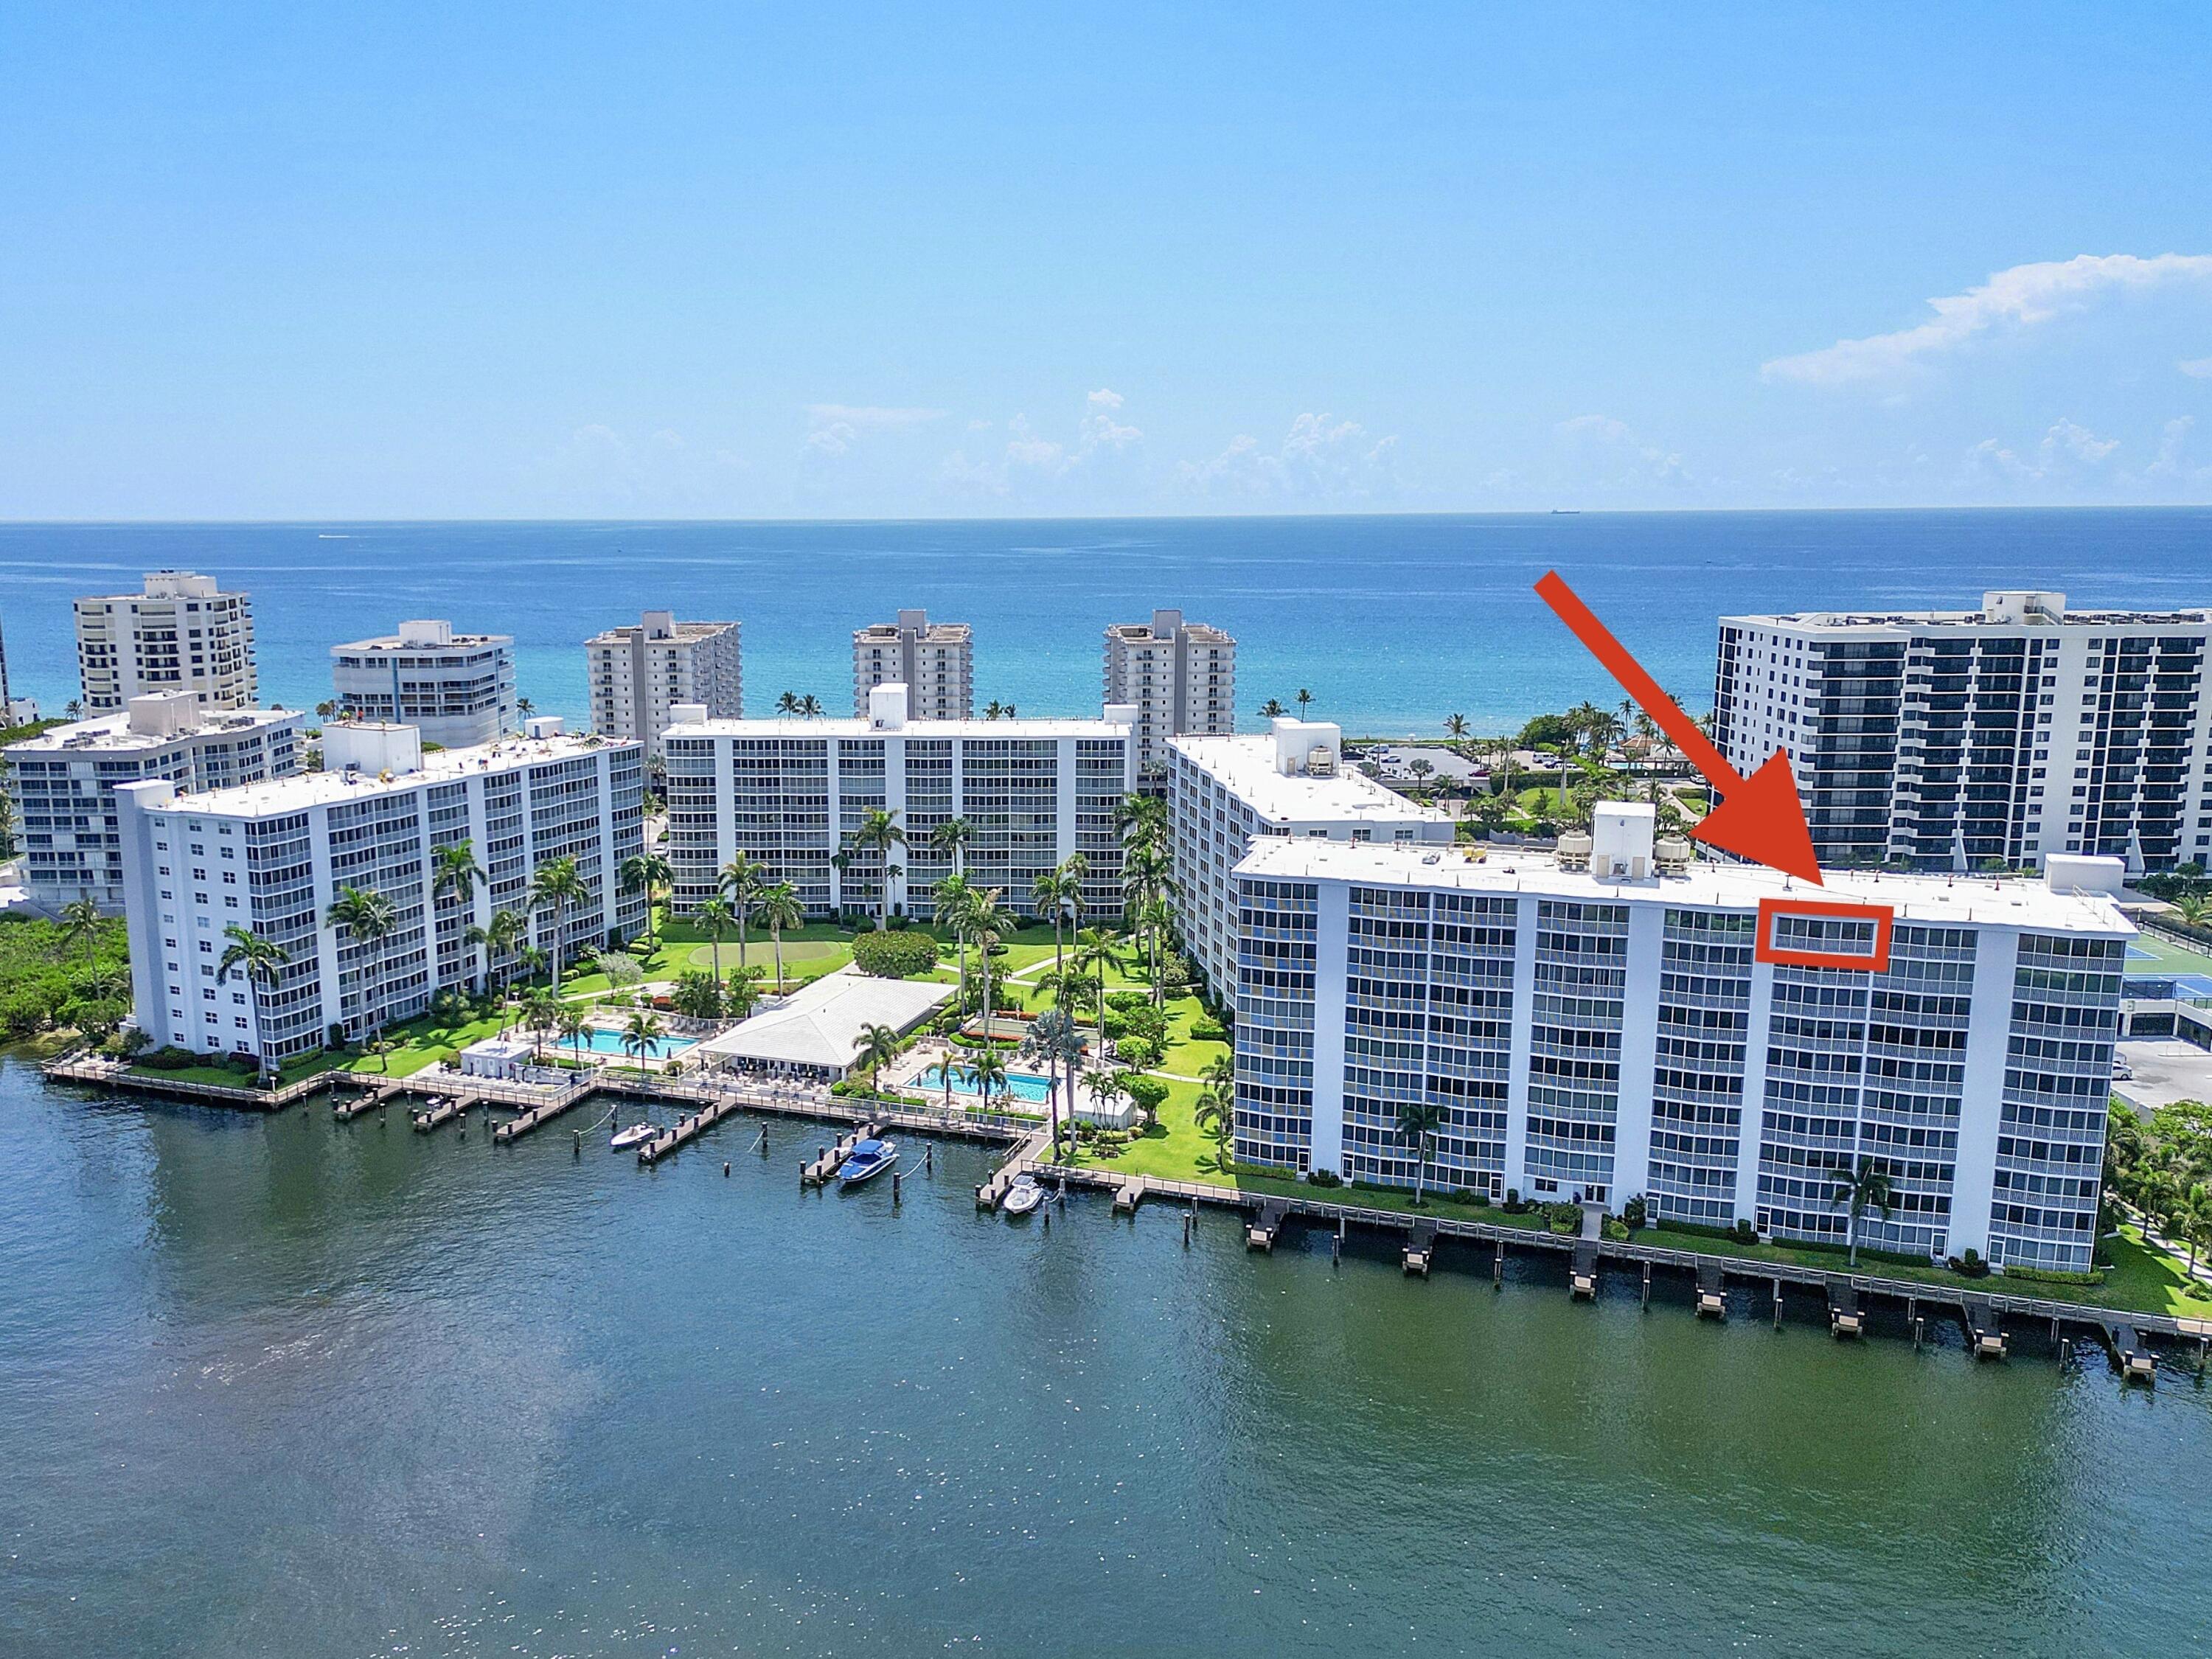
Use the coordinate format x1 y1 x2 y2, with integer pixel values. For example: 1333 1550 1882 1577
585 615 738 646
692 968 952 1071
1174 732 1450 827
142 728 633 818
666 711 1130 740
1231 838 2135 936
6 703 300 755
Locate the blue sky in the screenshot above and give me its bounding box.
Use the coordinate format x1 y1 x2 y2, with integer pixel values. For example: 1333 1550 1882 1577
4 3 2212 518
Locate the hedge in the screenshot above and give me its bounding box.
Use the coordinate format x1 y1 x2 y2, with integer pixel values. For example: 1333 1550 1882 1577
852 929 942 978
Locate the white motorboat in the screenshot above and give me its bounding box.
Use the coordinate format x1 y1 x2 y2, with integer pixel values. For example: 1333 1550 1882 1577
838 1137 899 1186
1001 1172 1043 1215
609 1122 657 1152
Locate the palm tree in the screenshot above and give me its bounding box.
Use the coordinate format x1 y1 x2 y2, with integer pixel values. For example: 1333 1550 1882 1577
798 693 823 718
934 874 975 1006
1194 1082 1234 1168
931 815 975 880
967 887 1011 1049
324 885 399 1051
526 855 588 994
555 1005 589 1060
465 905 529 993
1088 1067 1132 1129
1071 927 1124 1027
58 897 102 966
519 987 560 1060
1033 867 1072 981
622 851 674 945
852 1021 906 1093
620 1008 666 1074
717 852 766 963
1257 698 1286 719
848 807 907 928
969 1046 1009 1115
776 690 801 716
1443 713 1470 753
1829 1154 1895 1268
1023 1006 1087 1158
1295 688 1314 720
2176 894 2212 930
695 897 737 982
428 838 487 995
215 925 289 1073
2170 1183 2212 1275
1133 892 1175 1008
1396 1097 1447 1206
753 881 803 994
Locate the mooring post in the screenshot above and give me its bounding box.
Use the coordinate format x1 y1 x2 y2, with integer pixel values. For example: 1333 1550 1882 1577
1182 1214 1191 1249
893 1171 902 1203
1494 1243 1505 1287
573 1130 581 1158
1641 1262 1652 1310
1772 1279 1783 1331
925 1144 934 1174
1043 1210 1051 1235
1914 1315 1924 1351
723 1161 731 1178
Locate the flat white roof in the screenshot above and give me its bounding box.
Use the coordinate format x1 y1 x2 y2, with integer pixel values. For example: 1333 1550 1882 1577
666 714 1128 740
5 706 301 755
143 731 632 818
1172 734 1451 827
1232 838 2134 936
692 968 951 1069
1722 607 2212 631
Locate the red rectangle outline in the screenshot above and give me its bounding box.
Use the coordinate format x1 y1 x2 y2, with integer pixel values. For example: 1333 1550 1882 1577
1756 897 1895 973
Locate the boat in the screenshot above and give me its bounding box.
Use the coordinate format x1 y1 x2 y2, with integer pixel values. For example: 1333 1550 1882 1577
609 1122 656 1152
838 1137 899 1186
1001 1172 1043 1215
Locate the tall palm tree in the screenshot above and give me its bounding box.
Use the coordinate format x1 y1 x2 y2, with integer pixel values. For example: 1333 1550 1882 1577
620 1008 666 1074
776 690 801 716
622 851 674 945
852 1021 906 1092
1295 688 1314 720
465 905 529 994
555 1005 588 1060
324 885 398 1051
215 925 289 1074
519 987 560 1060
931 815 974 880
1829 1153 1895 1268
1396 1097 1447 1206
428 838 487 995
1087 1067 1131 1129
798 693 823 718
695 897 737 983
1032 868 1072 979
753 881 803 994
717 853 765 969
967 887 1010 1050
1071 927 1123 1027
526 855 588 993
934 874 975 1006
1256 698 1285 719
1443 713 1470 753
849 807 907 928
1194 1082 1234 1168
1023 1007 1087 1158
58 897 102 966
1131 891 1175 1008
969 1046 1009 1115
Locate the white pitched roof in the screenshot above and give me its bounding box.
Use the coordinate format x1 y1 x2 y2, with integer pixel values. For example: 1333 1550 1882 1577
692 967 951 1070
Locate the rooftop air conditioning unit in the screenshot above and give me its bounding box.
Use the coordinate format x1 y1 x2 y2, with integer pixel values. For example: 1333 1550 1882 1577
1556 830 1593 870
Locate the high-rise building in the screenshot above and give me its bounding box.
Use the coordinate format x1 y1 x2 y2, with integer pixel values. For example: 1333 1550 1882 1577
74 571 258 713
1714 590 2212 874
664 684 1133 922
1169 720 1453 998
330 620 517 749
585 611 742 758
1229 812 2129 1273
6 694 305 911
852 610 972 720
1104 608 1236 777
114 719 644 1065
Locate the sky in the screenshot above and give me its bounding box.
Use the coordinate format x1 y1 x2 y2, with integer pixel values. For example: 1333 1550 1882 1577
4 3 2212 519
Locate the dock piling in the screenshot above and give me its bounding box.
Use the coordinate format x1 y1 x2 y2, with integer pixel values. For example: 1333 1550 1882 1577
1182 1214 1191 1248
1772 1279 1783 1331
723 1161 731 1178
1494 1243 1504 1288
925 1144 933 1175
1641 1262 1652 1310
893 1170 902 1204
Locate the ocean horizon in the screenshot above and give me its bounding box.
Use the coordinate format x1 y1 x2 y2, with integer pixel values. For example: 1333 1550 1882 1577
4 508 2208 737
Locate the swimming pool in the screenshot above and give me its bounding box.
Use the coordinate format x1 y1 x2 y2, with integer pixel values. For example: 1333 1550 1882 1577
562 1029 698 1059
916 1064 1054 1105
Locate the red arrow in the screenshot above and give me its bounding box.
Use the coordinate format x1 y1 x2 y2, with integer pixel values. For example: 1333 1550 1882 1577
1534 571 1823 886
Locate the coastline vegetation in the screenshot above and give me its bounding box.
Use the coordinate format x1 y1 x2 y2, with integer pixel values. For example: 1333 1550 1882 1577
0 910 130 1043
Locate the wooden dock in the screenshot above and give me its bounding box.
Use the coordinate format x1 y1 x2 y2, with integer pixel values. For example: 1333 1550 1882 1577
492 1083 591 1143
1113 1178 1144 1216
638 1091 759 1166
802 1127 869 1185
1962 1295 2008 1359
2110 1321 2157 1383
410 1094 473 1133
1826 1276 1866 1338
1246 1198 1288 1252
1402 1218 1438 1276
332 1079 403 1121
1694 1261 1727 1318
1570 1241 1598 1299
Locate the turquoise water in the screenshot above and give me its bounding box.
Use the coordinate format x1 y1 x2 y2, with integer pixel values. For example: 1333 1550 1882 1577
4 1054 2211 1656
562 1029 695 1058
917 1062 1054 1104
4 512 2208 734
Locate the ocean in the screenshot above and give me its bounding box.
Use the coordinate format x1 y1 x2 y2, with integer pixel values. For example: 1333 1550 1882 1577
3 510 2208 735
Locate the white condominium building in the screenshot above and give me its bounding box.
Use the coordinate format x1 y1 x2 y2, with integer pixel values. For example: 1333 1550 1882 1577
114 720 645 1065
1231 809 2128 1272
74 571 257 712
853 610 973 720
1169 719 1452 999
331 619 517 749
6 694 305 912
585 611 742 757
1105 608 1236 776
1715 589 2212 874
664 684 1133 924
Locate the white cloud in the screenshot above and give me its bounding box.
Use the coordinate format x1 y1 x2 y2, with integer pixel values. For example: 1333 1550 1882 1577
2181 357 2212 378
938 394 1146 497
1763 253 2212 385
1087 388 1124 409
802 403 945 457
1178 412 1402 502
1965 418 2123 484
1553 413 1689 488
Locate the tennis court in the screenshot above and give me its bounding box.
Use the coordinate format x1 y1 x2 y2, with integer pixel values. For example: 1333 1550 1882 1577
2127 932 2212 976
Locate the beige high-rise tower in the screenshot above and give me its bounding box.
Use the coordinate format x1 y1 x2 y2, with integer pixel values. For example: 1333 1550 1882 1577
852 609 973 719
1103 608 1235 778
585 611 743 757
74 571 257 712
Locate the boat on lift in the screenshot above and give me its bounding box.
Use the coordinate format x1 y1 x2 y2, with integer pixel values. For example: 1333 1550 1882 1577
838 1137 900 1186
1001 1171 1044 1215
609 1121 657 1152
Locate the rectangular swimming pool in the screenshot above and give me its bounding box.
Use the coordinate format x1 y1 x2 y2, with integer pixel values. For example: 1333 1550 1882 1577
917 1064 1054 1105
562 1029 698 1058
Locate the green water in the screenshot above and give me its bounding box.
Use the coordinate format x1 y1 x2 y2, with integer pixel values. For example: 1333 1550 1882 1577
4 1054 2208 1658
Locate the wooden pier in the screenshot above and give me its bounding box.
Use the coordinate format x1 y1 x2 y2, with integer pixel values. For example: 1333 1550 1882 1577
1113 1178 1144 1217
1402 1218 1438 1276
1961 1295 2008 1360
1694 1261 1727 1318
802 1127 869 1185
492 1083 592 1143
1246 1198 1288 1252
333 1080 403 1121
1570 1241 1598 1299
2110 1321 2157 1383
1826 1276 1866 1339
639 1091 759 1166
410 1093 473 1133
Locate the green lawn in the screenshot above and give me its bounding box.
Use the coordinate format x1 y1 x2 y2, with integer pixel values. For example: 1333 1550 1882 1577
681 938 850 981
2097 1225 2212 1319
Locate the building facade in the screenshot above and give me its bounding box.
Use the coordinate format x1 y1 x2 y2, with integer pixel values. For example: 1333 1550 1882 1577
1230 817 2128 1271
585 611 742 758
1714 590 2212 873
1105 608 1236 778
331 619 517 749
6 695 304 911
664 685 1133 923
1169 720 1453 999
74 571 257 712
852 610 973 719
114 720 645 1065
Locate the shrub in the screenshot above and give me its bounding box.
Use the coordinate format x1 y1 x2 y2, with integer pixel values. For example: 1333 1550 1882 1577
1113 1036 1161 1068
1122 1075 1169 1117
670 970 724 1020
1545 1202 1581 1234
1503 1187 1524 1213
1950 1248 1992 1279
1602 1218 1630 1242
1731 1218 1758 1245
1621 1194 1647 1231
1189 1018 1228 1043
1306 1168 1343 1187
139 1046 200 1070
1105 990 1150 1013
